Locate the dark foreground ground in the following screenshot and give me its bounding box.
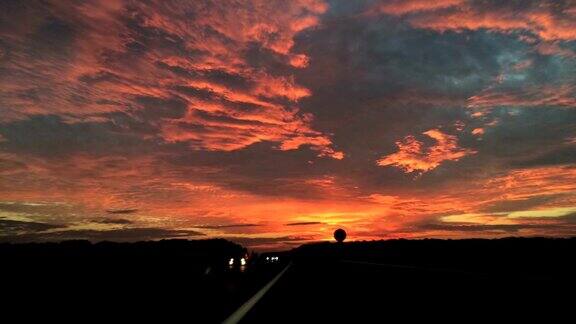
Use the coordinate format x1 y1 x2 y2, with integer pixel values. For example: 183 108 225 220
2 238 575 323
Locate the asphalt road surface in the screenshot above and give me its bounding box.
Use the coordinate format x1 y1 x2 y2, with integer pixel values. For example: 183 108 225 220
236 259 572 323
3 256 573 323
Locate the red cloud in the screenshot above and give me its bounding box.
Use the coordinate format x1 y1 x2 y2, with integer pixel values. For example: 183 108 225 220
535 41 576 58
279 135 344 159
373 0 464 15
471 128 485 136
373 0 576 42
0 0 339 158
468 84 576 109
484 166 576 203
377 129 476 173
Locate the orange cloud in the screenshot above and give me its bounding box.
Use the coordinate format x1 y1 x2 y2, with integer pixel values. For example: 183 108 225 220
484 166 576 202
131 0 337 156
0 1 129 122
377 129 476 173
374 0 576 42
0 0 339 158
279 135 344 159
253 74 312 102
468 84 576 109
472 128 485 136
535 41 576 58
373 0 464 15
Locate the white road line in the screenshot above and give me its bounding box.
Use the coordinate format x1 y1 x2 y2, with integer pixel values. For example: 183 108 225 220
222 263 292 324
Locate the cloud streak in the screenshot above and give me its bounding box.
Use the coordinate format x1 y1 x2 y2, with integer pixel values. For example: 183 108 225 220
376 0 576 42
377 129 476 173
0 227 204 243
0 0 341 158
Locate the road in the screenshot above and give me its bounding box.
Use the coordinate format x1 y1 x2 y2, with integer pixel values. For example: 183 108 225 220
236 259 571 323
3 256 572 323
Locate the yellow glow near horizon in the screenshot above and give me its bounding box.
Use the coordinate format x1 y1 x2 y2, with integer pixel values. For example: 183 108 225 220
507 207 576 218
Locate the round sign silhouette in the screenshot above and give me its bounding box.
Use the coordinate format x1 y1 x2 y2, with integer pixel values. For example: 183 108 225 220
334 228 347 243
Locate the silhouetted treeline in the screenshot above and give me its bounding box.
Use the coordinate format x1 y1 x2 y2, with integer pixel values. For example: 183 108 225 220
1 238 246 277
293 237 576 279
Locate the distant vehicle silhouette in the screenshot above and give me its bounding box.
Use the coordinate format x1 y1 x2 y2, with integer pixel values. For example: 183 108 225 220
334 229 346 243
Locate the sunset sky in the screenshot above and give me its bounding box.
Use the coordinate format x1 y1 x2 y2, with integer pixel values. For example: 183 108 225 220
1 0 576 250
